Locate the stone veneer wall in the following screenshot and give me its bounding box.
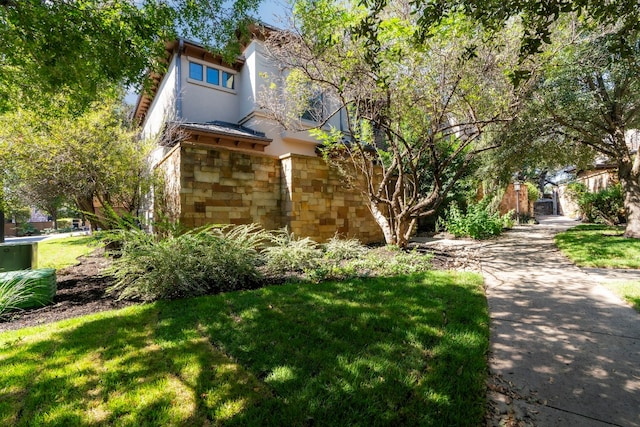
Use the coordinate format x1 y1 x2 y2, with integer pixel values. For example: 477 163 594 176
179 145 283 230
281 154 383 243
158 144 384 243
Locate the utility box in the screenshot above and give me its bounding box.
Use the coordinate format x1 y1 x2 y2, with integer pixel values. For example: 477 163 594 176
0 243 38 272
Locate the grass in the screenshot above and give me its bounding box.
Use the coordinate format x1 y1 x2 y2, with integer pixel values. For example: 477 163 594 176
0 271 488 426
37 236 98 269
555 224 640 269
602 281 640 313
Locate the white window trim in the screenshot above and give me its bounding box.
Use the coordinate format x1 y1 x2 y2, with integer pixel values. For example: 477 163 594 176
186 57 237 94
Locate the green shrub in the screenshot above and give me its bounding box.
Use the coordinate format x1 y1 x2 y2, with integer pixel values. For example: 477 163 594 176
57 218 73 229
0 275 35 317
443 201 509 239
348 246 432 276
525 182 541 203
322 235 368 260
107 224 266 301
17 222 38 236
263 229 323 274
567 183 625 225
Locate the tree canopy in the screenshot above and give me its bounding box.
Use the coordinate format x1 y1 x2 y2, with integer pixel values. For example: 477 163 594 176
0 0 262 114
261 0 526 246
0 98 153 230
358 0 640 57
493 21 640 237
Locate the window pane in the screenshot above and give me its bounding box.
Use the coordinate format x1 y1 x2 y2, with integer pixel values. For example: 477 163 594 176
189 62 203 81
206 67 219 85
222 71 235 89
302 92 323 121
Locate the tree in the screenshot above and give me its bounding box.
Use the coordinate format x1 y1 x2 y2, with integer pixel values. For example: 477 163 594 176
503 25 640 237
260 0 525 247
0 0 263 237
359 0 640 58
0 0 262 113
0 98 154 231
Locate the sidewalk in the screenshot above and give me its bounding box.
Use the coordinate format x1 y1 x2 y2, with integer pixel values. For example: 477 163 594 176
480 216 640 426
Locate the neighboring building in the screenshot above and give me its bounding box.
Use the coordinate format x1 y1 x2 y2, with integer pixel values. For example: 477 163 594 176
135 27 383 243
557 129 639 218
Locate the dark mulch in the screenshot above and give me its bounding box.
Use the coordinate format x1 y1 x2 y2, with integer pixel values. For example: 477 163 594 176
0 248 134 333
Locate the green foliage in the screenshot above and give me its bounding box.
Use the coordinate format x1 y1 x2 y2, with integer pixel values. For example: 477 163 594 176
262 229 323 274
602 281 640 313
567 183 625 225
443 201 510 239
357 246 432 276
0 98 153 230
107 225 266 301
0 1 261 114
17 223 38 237
555 224 640 269
525 181 541 203
0 275 35 317
0 272 488 426
264 1 523 247
10 206 31 224
407 0 639 60
57 218 73 229
322 234 369 260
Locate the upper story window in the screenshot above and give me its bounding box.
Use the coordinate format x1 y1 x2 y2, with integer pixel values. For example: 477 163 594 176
206 67 219 85
301 91 324 122
222 71 234 90
189 62 203 81
188 60 236 92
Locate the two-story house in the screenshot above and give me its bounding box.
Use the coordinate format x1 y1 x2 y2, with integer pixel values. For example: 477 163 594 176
134 26 383 242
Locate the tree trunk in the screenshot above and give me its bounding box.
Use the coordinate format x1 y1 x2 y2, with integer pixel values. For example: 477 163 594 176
369 201 417 248
370 201 395 245
394 217 416 249
76 196 106 231
0 209 4 243
619 158 640 238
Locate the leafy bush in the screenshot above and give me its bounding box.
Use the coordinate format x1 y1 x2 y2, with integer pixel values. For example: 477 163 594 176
263 229 323 274
57 218 73 229
322 235 368 260
364 246 432 276
17 222 38 236
443 201 510 239
525 182 541 203
567 183 625 225
107 224 266 301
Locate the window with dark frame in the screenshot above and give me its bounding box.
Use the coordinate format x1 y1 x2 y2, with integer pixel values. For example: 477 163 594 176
189 61 235 91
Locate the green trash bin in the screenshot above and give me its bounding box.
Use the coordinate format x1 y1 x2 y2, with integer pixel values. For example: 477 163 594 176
0 268 57 310
0 243 38 272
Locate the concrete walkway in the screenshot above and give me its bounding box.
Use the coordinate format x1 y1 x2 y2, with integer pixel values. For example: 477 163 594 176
480 216 640 426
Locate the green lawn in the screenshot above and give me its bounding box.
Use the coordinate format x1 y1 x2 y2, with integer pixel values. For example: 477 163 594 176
0 271 488 426
602 281 640 313
555 224 640 269
38 235 99 269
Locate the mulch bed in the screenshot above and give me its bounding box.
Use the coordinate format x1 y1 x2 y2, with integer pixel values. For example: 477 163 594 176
0 248 134 333
0 243 481 333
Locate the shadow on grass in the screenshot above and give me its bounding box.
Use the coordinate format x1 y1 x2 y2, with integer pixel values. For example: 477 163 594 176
555 224 640 268
0 272 488 426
